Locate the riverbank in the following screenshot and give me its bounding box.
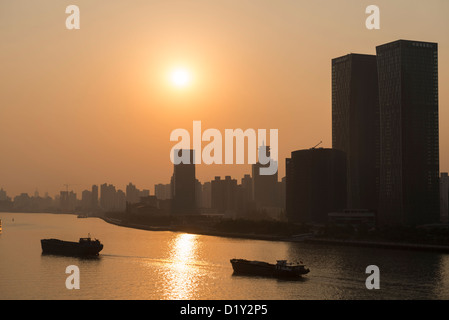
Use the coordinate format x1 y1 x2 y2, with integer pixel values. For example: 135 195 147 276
96 216 449 254
304 238 449 253
99 216 287 241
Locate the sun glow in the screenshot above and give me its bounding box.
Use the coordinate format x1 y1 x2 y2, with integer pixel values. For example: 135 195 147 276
170 68 192 88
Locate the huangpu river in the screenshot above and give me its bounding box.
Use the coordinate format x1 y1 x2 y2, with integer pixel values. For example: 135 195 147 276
1 212 449 300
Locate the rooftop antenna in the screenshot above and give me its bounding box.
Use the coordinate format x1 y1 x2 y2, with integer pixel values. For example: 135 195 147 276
311 141 322 149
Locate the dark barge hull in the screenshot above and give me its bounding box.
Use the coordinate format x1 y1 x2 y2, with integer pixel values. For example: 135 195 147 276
230 259 309 278
41 239 103 257
231 259 274 276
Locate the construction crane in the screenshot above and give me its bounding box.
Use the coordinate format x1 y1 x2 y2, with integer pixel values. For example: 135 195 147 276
311 141 322 149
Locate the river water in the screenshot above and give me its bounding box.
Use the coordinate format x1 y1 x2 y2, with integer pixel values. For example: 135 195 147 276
0 212 448 300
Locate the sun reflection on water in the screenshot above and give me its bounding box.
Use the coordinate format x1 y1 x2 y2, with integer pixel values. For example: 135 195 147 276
164 233 201 300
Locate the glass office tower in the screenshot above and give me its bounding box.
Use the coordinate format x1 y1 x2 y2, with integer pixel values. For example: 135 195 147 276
376 40 439 225
332 54 379 212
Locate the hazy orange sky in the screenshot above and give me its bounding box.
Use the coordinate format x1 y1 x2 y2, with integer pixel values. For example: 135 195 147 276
1 0 448 197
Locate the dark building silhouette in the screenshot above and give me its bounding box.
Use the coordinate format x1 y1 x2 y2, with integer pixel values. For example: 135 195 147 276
80 185 100 213
286 148 347 224
279 176 286 210
211 176 238 214
59 190 76 212
126 195 169 216
126 183 140 204
195 179 203 209
81 190 92 211
252 144 278 208
201 182 211 208
100 183 115 211
100 183 125 212
441 173 449 223
0 188 8 201
91 184 98 210
0 188 12 212
155 183 171 200
332 53 379 212
171 149 196 215
241 174 253 203
376 40 439 225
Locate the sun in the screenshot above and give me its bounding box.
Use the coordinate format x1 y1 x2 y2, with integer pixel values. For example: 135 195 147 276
170 68 192 88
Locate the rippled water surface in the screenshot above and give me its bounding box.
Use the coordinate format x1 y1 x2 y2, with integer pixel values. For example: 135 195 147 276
1 213 449 299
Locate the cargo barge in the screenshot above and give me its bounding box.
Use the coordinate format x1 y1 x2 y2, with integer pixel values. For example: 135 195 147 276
41 235 103 257
230 259 309 278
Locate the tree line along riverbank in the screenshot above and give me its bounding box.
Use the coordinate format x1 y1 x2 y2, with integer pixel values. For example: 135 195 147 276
96 211 449 253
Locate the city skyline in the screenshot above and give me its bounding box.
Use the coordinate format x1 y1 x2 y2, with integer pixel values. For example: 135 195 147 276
1 1 449 198
1 35 447 226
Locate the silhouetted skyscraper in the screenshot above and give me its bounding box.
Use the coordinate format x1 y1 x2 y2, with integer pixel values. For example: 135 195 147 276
126 182 140 204
91 185 98 210
332 53 379 211
201 182 211 209
440 173 449 223
0 188 7 201
376 40 439 225
116 189 126 211
211 176 238 214
59 190 76 212
252 144 278 208
171 149 196 214
81 190 92 211
100 183 124 212
286 148 347 224
195 179 203 209
241 174 253 204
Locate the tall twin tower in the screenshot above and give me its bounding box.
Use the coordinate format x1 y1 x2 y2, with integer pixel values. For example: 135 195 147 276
332 39 439 226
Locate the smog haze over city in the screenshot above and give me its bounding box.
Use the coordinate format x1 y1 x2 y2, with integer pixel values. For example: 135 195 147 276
1 0 448 198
